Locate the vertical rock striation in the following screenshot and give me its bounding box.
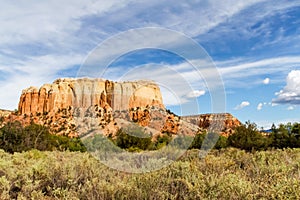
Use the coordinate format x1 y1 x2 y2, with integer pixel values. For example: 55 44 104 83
18 78 164 115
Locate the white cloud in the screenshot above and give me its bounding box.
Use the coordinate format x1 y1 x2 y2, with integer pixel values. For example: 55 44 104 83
287 106 295 111
186 90 206 98
0 54 84 109
199 1 300 47
0 0 300 112
257 103 263 110
216 56 300 88
0 0 135 46
234 101 250 110
218 56 300 78
0 0 259 52
263 78 270 85
273 70 300 105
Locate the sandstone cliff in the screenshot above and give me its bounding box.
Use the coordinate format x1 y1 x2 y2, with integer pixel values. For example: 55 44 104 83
0 109 13 128
3 78 241 138
182 113 241 136
18 78 164 115
0 109 13 118
14 78 165 137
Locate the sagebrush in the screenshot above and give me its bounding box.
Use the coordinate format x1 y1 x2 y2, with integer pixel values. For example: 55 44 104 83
0 148 299 199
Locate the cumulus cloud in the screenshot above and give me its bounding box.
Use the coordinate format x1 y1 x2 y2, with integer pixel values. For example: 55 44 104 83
263 78 270 84
234 101 250 110
287 106 295 110
273 70 300 105
186 90 206 98
257 103 263 110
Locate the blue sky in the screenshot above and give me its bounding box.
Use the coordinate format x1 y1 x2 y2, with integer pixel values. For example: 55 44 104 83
0 0 300 128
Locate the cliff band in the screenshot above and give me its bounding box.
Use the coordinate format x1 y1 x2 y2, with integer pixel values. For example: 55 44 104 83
18 78 164 115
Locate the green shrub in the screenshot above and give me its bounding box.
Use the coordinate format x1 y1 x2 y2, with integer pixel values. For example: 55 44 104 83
155 134 172 149
114 125 152 151
189 133 206 149
189 132 228 150
215 135 228 149
228 121 269 151
0 121 86 153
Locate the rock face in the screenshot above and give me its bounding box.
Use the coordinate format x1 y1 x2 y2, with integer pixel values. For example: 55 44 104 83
182 113 241 136
18 78 164 115
0 109 13 118
14 78 164 137
5 78 241 138
114 107 199 138
0 109 13 128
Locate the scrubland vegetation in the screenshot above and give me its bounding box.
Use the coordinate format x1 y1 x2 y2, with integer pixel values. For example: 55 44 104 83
1 120 300 154
0 121 299 199
0 148 299 199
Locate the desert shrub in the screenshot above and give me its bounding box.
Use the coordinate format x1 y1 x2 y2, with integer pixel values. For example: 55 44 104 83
154 134 172 149
83 134 121 154
171 135 194 149
114 125 152 151
0 121 86 153
189 133 206 149
189 132 228 150
0 148 299 199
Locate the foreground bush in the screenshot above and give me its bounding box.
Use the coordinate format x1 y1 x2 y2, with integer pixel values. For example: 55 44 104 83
0 148 299 199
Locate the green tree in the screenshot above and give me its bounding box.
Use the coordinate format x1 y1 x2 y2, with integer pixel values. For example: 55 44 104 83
0 121 25 153
189 131 228 150
0 121 86 153
292 122 300 134
270 124 289 148
215 135 228 149
115 125 152 151
269 123 300 148
227 121 269 151
189 133 206 149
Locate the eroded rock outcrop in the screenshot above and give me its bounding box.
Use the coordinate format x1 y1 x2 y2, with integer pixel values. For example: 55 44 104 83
182 113 241 136
0 109 13 128
114 106 199 138
15 78 164 137
0 109 13 118
18 78 164 115
3 78 241 138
